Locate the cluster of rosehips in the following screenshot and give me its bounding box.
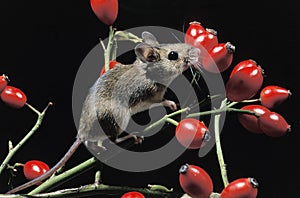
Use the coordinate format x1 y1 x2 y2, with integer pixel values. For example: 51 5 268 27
119 164 259 198
179 164 258 198
169 21 292 198
185 21 235 73
184 21 291 138
0 74 27 109
174 118 259 198
238 94 291 137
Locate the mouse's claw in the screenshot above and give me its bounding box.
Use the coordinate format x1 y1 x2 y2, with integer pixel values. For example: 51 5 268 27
134 134 144 144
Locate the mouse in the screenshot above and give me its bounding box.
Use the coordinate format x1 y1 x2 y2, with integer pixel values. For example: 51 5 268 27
6 31 200 194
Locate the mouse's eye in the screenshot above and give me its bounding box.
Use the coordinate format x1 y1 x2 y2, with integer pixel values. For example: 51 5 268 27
168 51 179 60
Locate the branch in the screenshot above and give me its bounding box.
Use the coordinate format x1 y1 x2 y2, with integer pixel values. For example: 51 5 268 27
1 183 183 198
28 157 99 194
214 99 229 187
0 102 53 175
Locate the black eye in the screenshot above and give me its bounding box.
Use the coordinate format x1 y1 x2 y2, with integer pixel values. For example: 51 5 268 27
168 51 178 60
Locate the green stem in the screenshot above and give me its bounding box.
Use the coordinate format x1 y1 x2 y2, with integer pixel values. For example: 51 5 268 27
111 38 118 61
187 106 259 118
186 107 227 118
27 103 258 194
226 98 260 108
17 100 258 194
214 99 229 187
142 107 189 133
28 108 189 194
0 102 52 176
29 157 99 194
104 25 115 71
165 118 178 126
3 183 181 198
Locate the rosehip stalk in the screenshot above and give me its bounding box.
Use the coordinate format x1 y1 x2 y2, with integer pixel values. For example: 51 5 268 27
214 99 229 187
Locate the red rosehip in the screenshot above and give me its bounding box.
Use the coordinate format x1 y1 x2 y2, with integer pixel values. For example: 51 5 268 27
195 28 219 51
179 164 213 198
23 160 50 181
260 85 291 109
121 191 145 198
175 118 210 149
90 0 118 25
185 27 218 52
220 177 259 198
185 21 206 45
0 85 27 109
226 61 264 102
258 111 291 137
100 60 119 76
238 105 271 134
229 59 258 78
201 42 235 73
0 74 9 93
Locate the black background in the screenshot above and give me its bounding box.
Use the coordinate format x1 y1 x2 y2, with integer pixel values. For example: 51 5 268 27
0 0 299 197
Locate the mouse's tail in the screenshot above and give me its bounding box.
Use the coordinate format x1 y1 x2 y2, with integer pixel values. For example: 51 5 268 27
6 138 82 194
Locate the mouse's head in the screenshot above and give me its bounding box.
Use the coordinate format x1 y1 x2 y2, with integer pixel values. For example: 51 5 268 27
135 31 200 83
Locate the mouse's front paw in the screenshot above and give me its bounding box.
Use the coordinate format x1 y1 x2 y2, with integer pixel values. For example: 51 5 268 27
161 99 177 111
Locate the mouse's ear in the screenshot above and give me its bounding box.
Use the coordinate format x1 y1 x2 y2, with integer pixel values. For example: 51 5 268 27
141 31 159 46
135 43 160 63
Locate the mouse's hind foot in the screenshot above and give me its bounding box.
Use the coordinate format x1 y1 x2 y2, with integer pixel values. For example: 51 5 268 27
115 132 144 145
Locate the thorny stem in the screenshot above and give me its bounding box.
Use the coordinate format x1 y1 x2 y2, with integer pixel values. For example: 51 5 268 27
0 102 52 176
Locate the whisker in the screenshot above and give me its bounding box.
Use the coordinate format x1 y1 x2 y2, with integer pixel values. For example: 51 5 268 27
182 19 187 35
170 32 183 43
191 62 204 74
189 66 202 91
